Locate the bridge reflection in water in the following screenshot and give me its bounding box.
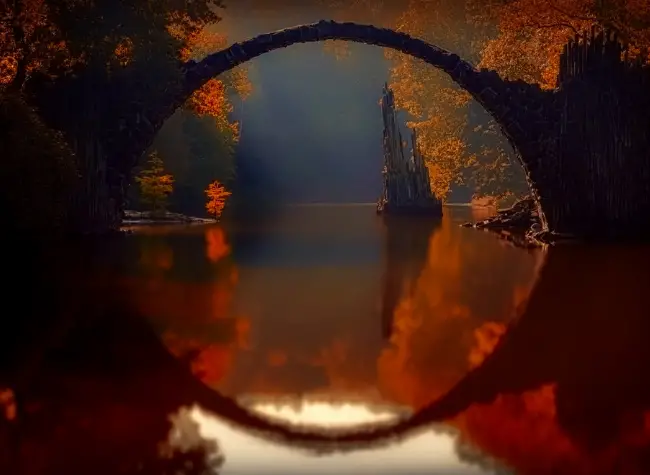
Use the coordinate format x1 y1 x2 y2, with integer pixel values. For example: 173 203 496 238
1 208 649 475
188 400 491 475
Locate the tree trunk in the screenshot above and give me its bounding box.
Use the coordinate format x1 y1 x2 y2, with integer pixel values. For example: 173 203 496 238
67 134 124 235
26 69 126 235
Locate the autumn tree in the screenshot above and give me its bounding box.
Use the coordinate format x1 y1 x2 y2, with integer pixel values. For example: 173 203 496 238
150 22 252 216
0 0 69 90
205 180 231 219
322 0 528 202
136 151 174 215
387 0 533 202
179 25 252 141
1 1 226 90
1 0 248 232
474 0 650 89
370 0 649 202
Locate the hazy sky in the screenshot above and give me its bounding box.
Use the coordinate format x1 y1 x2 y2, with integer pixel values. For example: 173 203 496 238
219 6 406 203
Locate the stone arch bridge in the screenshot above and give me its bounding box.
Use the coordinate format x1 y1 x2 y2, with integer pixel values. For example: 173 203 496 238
148 20 552 226
33 20 650 237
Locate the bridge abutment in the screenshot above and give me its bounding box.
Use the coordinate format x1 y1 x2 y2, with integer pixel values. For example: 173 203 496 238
535 31 650 239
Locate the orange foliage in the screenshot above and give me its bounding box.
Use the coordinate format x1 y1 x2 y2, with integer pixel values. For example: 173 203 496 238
135 151 174 214
0 0 73 86
379 0 489 199
187 78 239 136
176 27 227 62
476 0 650 89
476 0 595 88
229 66 253 100
173 19 251 138
325 0 648 200
204 180 231 219
360 0 526 200
122 228 249 389
113 37 133 67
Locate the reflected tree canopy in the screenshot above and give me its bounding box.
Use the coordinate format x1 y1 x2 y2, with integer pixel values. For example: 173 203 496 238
2 220 650 474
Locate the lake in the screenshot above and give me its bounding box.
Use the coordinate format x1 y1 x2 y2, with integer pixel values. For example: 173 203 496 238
2 204 650 475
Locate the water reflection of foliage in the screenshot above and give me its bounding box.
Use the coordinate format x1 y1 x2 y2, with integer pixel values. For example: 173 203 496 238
8 231 650 474
0 304 226 475
215 211 541 414
446 245 650 475
1 410 226 475
125 226 250 390
205 227 231 263
138 238 175 275
377 213 542 408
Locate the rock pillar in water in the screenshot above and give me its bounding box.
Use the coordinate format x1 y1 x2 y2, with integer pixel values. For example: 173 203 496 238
376 84 443 216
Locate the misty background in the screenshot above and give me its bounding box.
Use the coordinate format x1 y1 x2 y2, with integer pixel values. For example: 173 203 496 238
142 3 479 213
219 7 432 205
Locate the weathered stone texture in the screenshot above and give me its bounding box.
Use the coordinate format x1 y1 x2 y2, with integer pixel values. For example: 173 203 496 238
540 30 650 237
377 84 442 216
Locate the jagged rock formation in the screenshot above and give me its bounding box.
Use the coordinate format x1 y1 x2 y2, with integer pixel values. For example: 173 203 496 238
376 85 443 216
122 210 215 225
462 196 544 248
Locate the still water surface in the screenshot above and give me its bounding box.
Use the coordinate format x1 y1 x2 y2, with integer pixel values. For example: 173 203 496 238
2 204 650 475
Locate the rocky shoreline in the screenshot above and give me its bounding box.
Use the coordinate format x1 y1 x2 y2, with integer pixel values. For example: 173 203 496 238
461 197 575 249
122 210 217 226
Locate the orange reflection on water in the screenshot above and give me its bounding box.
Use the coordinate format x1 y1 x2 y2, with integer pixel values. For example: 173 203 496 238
213 210 541 411
468 322 507 369
205 227 231 263
120 226 249 389
138 241 174 273
9 209 650 474
445 245 650 475
123 213 650 475
376 213 542 409
470 203 497 222
453 387 650 475
455 385 575 474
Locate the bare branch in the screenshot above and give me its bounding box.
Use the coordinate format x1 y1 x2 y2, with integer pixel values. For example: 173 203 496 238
548 1 597 23
526 20 581 37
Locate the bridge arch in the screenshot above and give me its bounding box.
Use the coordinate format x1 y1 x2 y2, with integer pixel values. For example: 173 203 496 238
177 359 486 454
147 20 550 218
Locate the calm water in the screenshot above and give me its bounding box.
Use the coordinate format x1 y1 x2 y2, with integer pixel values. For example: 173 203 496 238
2 204 650 475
